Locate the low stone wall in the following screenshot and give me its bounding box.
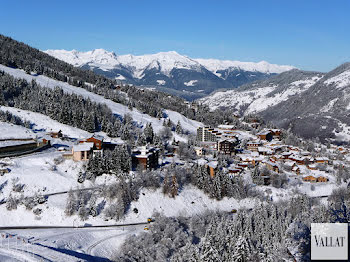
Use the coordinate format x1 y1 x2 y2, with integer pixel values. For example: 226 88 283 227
0 143 51 158
0 142 38 154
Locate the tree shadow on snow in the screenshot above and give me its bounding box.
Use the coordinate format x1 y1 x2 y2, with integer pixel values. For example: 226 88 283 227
34 243 112 262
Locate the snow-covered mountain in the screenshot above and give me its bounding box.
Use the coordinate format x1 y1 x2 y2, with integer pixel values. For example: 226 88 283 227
200 69 324 113
45 49 295 100
201 63 350 143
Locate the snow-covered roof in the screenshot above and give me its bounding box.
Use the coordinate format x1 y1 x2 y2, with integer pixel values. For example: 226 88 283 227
257 131 272 136
91 134 104 141
73 142 94 152
218 125 235 130
315 157 329 161
208 161 218 169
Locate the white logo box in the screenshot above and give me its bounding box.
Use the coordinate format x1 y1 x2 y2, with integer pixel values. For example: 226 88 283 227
311 223 348 260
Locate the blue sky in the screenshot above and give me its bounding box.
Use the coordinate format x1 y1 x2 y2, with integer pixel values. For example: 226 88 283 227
1 0 349 72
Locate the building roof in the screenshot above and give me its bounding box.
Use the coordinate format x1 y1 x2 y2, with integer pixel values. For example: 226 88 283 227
208 161 218 169
218 138 237 144
90 134 104 141
73 142 94 152
218 124 235 130
315 157 329 161
257 131 272 136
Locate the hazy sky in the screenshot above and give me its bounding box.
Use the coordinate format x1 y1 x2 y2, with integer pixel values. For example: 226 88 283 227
1 0 350 72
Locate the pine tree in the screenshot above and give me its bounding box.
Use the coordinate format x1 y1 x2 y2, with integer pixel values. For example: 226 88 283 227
170 175 179 198
232 236 250 262
175 121 183 134
144 123 154 144
65 190 78 216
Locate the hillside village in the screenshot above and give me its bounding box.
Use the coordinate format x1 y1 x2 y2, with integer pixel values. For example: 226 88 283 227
1 112 346 193
194 124 335 185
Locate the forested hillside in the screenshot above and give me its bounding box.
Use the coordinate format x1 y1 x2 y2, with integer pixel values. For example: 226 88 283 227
0 35 235 127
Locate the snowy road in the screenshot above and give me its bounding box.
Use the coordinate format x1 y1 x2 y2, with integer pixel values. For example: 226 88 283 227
0 225 144 261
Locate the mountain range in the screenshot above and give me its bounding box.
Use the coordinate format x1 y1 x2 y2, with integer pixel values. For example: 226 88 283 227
201 63 350 144
45 49 295 100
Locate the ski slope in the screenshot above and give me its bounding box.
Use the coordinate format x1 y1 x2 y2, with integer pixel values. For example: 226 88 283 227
0 64 202 134
1 107 91 139
0 122 35 140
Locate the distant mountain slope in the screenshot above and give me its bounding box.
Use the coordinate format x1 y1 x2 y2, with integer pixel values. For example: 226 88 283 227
200 69 324 113
260 63 350 142
45 49 295 100
201 63 350 143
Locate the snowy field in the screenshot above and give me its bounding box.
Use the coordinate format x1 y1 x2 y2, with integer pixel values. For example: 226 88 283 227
0 122 35 140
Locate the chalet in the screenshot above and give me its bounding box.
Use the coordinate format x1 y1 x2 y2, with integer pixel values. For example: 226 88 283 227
270 145 283 154
72 142 94 161
207 161 218 178
257 146 273 156
303 176 317 182
307 164 317 170
257 131 273 141
49 130 63 138
217 139 237 155
200 141 217 151
281 152 292 159
289 155 306 165
288 146 300 152
81 134 104 150
261 175 271 185
315 157 329 164
292 165 301 175
316 176 329 183
228 166 242 175
269 129 282 139
247 141 262 152
265 161 279 173
0 168 10 176
300 151 311 157
132 146 159 170
237 162 249 169
193 146 204 156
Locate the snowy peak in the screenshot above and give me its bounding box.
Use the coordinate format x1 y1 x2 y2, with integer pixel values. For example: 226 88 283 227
116 50 202 77
45 49 294 76
45 48 119 70
44 48 296 100
194 58 295 74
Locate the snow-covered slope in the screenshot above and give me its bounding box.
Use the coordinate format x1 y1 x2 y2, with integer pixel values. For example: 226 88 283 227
200 69 324 113
0 64 202 134
44 49 295 100
0 106 92 139
0 122 35 139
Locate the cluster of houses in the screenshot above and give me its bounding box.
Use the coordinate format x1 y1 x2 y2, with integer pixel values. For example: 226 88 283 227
63 134 159 170
195 125 332 184
56 121 343 184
